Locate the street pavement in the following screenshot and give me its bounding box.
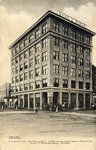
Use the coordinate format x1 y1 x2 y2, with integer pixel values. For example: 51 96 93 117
0 109 96 150
0 109 96 118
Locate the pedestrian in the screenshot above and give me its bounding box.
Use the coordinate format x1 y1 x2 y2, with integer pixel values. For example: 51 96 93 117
62 102 65 111
35 104 38 113
56 105 58 112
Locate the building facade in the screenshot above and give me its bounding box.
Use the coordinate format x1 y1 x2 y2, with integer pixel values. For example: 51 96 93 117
0 83 11 108
9 10 95 110
92 65 96 103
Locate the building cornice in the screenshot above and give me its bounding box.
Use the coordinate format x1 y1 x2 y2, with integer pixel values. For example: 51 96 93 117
9 10 96 49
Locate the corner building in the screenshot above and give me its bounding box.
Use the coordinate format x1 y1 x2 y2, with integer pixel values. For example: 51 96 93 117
9 10 95 110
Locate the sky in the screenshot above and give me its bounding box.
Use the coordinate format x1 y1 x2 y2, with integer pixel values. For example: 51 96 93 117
0 0 96 85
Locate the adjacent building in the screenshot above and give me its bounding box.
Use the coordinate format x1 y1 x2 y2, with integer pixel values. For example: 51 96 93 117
9 10 95 110
92 65 96 103
0 83 11 108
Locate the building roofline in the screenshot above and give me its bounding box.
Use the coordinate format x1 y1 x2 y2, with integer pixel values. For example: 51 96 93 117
9 10 96 49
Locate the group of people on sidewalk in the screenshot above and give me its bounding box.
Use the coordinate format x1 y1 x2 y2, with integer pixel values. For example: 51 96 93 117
34 102 75 113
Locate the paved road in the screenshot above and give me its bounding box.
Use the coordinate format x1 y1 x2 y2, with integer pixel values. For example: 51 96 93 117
1 111 96 138
0 109 96 117
0 111 96 150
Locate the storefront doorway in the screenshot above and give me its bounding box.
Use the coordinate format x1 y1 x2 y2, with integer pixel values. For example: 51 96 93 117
53 92 59 105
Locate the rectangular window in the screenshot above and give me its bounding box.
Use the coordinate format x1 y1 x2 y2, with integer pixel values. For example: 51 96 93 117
15 46 19 53
24 83 28 90
42 79 47 87
86 48 90 56
85 71 90 78
16 86 19 92
29 59 33 68
19 54 23 61
64 40 68 49
63 53 68 62
63 66 68 75
54 64 59 73
24 39 28 47
86 82 90 89
71 56 76 64
63 25 68 35
35 29 40 39
20 74 23 81
42 51 47 61
71 80 76 88
63 79 68 88
53 78 59 87
70 43 76 53
35 81 40 88
24 61 28 69
35 43 40 52
12 86 15 92
42 38 48 48
15 57 19 64
42 24 48 34
86 60 90 66
71 68 76 77
29 47 33 56
24 51 28 59
78 46 83 54
29 70 33 79
35 68 40 76
20 64 23 71
42 65 47 74
15 76 19 83
29 82 33 89
53 51 59 60
19 42 23 50
79 81 83 89
79 69 83 77
29 34 33 43
53 37 59 46
53 22 59 32
20 85 23 91
24 73 28 80
15 66 19 73
35 55 40 65
70 30 76 39
85 36 90 44
78 58 83 66
12 78 14 84
78 33 84 42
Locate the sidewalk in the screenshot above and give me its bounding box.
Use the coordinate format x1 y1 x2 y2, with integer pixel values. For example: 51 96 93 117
65 112 96 118
0 109 96 118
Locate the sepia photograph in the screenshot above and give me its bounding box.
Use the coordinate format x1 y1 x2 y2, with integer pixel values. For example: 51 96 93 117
0 0 96 150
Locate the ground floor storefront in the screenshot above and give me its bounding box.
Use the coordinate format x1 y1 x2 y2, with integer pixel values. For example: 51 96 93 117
12 89 92 110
